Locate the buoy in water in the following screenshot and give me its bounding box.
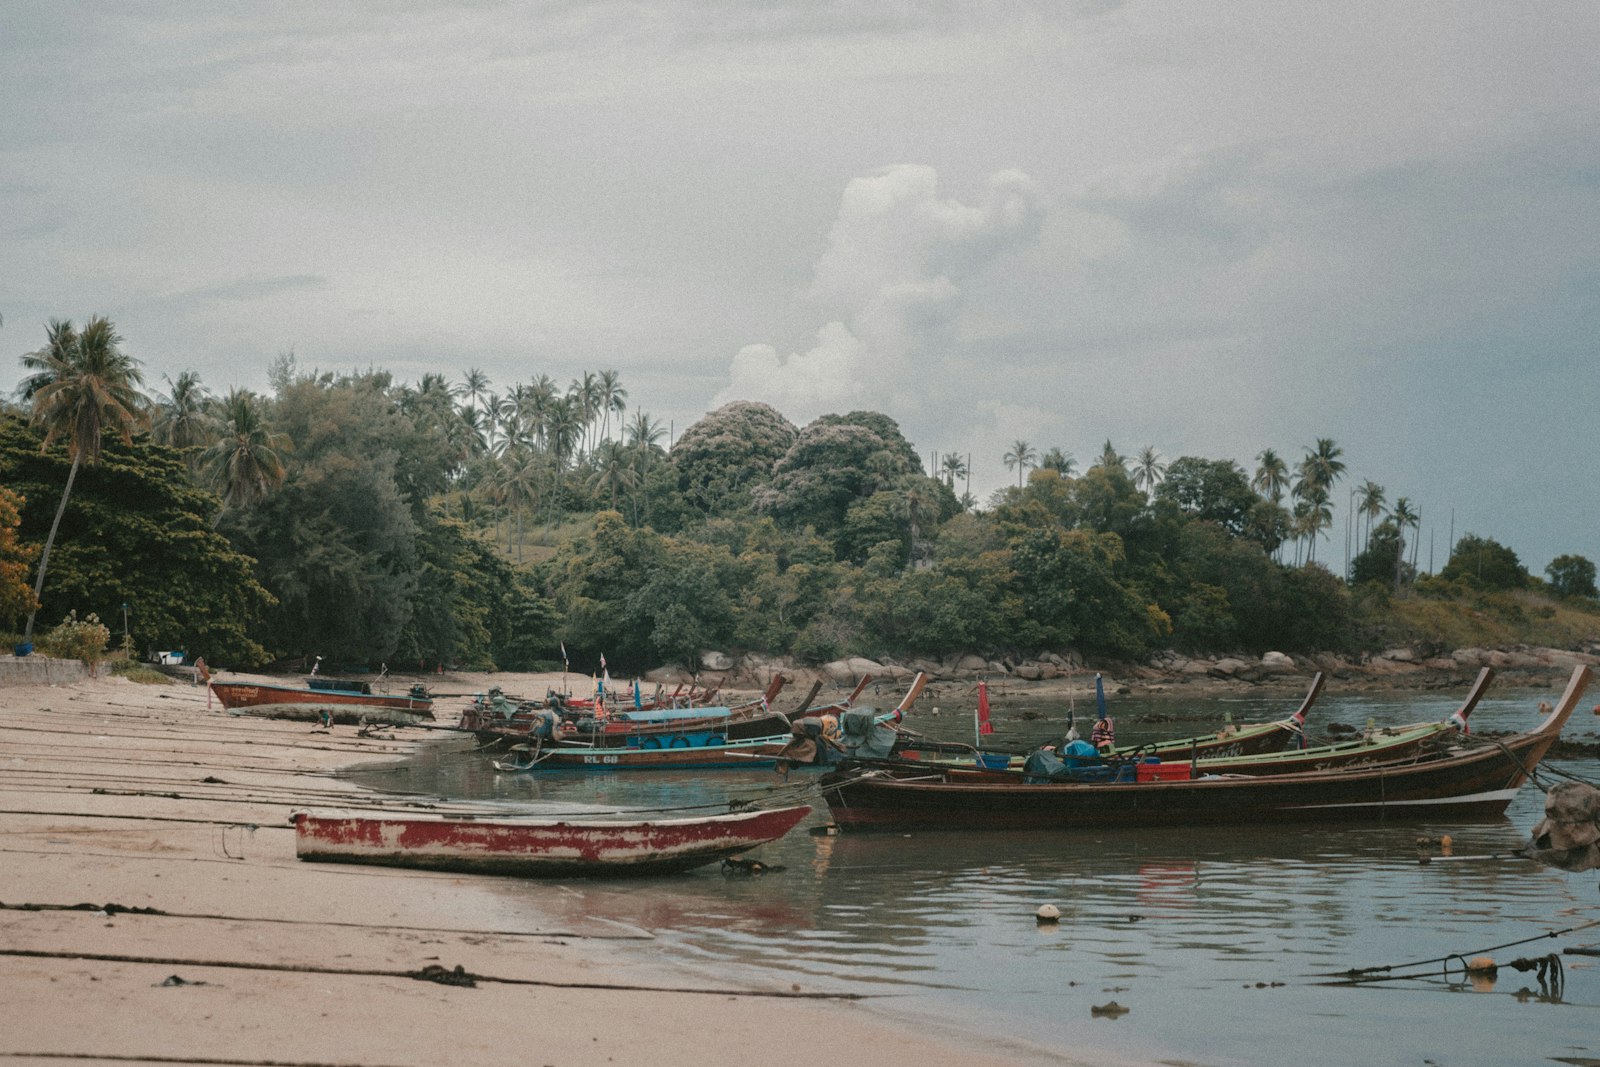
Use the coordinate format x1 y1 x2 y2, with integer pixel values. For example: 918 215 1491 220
1036 904 1061 924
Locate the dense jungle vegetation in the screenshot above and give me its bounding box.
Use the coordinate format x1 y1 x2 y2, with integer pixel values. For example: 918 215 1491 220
3 317 1597 672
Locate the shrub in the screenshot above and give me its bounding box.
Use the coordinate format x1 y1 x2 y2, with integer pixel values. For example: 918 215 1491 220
36 610 112 668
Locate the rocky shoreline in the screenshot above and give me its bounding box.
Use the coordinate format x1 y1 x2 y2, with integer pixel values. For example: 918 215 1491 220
641 640 1600 701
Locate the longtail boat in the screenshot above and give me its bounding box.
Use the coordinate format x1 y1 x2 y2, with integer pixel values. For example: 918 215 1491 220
462 675 788 744
290 804 811 877
491 674 927 772
910 669 1492 778
211 676 434 720
816 666 1589 833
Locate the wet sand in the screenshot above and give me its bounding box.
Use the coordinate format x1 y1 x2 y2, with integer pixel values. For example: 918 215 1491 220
0 670 1110 1067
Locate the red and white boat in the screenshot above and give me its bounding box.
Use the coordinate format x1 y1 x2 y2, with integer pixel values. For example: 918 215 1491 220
289 804 812 877
212 677 434 721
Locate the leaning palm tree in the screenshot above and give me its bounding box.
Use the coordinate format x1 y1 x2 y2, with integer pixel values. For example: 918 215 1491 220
200 388 290 512
17 316 148 642
1003 440 1037 488
1253 448 1289 503
1133 446 1166 497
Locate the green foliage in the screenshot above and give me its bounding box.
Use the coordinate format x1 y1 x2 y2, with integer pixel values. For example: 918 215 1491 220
1009 527 1167 658
754 413 926 544
36 609 110 664
669 402 797 517
1154 457 1257 536
0 416 274 665
1440 533 1529 591
1350 520 1414 588
111 658 172 684
1546 554 1598 600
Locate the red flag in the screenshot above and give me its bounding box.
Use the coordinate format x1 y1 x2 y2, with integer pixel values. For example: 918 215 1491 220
977 680 994 736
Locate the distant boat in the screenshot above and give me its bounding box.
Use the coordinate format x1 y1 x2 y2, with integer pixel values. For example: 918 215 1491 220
289 804 812 877
211 677 434 721
816 666 1590 833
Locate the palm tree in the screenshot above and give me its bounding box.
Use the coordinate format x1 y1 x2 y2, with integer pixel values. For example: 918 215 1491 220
1301 438 1346 497
461 368 490 415
17 316 148 642
597 369 626 443
1356 480 1386 553
1390 497 1420 590
1038 447 1076 477
152 370 214 456
625 410 666 455
569 372 601 456
1003 440 1037 488
1095 440 1126 472
200 388 290 511
1253 448 1289 502
939 452 968 489
1133 446 1166 497
589 440 641 513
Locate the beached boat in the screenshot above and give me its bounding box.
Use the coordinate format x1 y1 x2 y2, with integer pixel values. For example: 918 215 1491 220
289 804 811 877
461 675 789 744
211 676 434 720
816 666 1590 833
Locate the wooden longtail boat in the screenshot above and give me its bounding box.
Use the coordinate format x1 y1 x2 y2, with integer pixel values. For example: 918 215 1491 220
211 677 434 719
915 669 1493 778
462 676 789 743
290 804 811 877
491 674 927 772
816 666 1590 833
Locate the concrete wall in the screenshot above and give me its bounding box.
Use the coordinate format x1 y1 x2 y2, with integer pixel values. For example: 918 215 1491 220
0 655 89 686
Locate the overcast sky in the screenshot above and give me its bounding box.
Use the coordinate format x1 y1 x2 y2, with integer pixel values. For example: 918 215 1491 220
5 2 1598 572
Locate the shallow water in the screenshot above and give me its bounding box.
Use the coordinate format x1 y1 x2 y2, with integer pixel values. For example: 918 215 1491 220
344 686 1600 1066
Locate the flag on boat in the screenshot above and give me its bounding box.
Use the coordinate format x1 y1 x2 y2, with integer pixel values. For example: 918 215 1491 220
560 642 568 666
633 678 642 709
600 652 607 671
976 680 994 736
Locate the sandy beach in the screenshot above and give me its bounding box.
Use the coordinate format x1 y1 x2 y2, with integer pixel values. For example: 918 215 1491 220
0 668 1109 1067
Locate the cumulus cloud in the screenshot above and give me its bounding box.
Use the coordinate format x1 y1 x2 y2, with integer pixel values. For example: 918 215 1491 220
715 165 1044 421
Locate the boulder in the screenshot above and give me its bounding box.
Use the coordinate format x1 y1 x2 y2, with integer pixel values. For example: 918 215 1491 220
1452 648 1489 668
821 660 858 685
1013 664 1044 681
1180 659 1213 676
644 665 694 684
846 657 885 681
1209 657 1251 678
955 654 988 673
1260 651 1295 673
699 650 734 671
1381 648 1416 663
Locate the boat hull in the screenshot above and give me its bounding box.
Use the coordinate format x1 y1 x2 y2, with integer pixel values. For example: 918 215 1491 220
212 681 433 716
820 666 1590 833
291 805 811 877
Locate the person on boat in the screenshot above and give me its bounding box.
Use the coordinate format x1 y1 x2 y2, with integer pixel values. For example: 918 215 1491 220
1091 710 1115 752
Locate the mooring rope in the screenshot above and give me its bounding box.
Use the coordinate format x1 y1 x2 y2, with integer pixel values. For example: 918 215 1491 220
1312 917 1600 984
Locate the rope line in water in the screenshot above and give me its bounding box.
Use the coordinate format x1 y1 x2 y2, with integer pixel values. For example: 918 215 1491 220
1312 917 1600 983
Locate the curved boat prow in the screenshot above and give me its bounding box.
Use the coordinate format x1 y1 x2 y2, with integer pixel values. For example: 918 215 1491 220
1447 666 1496 731
1536 665 1591 738
1289 672 1326 726
895 672 929 717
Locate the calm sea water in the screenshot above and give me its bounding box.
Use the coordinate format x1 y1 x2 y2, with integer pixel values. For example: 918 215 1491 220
345 685 1600 1067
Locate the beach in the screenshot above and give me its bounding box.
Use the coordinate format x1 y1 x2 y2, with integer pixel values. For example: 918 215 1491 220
0 668 1104 1067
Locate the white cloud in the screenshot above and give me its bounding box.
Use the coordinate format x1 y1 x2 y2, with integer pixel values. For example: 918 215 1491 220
713 165 1043 421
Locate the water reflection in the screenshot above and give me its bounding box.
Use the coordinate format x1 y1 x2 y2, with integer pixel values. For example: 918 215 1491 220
341 688 1600 1067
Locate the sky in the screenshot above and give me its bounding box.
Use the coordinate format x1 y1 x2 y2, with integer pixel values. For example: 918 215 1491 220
4 2 1598 573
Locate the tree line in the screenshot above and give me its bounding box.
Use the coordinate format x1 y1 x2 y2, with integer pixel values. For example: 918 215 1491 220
3 315 1595 672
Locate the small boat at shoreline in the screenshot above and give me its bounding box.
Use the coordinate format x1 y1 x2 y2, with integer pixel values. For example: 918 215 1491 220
289 804 812 877
816 666 1590 833
212 676 434 719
